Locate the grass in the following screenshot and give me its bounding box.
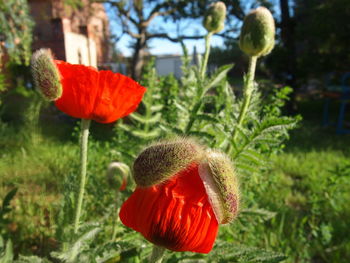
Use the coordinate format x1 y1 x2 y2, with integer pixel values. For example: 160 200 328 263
1 99 350 262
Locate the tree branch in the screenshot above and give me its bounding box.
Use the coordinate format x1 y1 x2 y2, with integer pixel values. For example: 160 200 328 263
146 33 206 42
108 1 139 26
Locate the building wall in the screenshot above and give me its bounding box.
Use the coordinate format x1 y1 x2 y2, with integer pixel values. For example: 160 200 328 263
29 0 66 60
156 56 183 79
28 0 109 67
64 31 97 67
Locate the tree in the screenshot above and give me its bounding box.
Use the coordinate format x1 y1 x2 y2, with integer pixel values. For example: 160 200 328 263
96 0 261 80
293 0 350 77
96 0 208 80
0 0 34 67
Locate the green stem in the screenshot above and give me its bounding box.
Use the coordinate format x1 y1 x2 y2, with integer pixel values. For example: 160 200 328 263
229 56 258 153
184 33 213 134
111 205 120 241
149 246 165 263
200 32 213 79
74 118 91 234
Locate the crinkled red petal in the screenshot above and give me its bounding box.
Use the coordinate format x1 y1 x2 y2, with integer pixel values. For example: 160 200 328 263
54 60 146 123
119 163 219 253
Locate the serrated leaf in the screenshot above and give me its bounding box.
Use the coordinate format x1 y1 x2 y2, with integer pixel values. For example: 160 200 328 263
195 114 219 123
131 129 161 140
235 125 250 144
150 104 163 112
191 101 202 116
174 101 188 113
129 112 161 124
235 161 260 175
188 131 215 140
238 149 265 166
204 64 234 93
51 226 101 263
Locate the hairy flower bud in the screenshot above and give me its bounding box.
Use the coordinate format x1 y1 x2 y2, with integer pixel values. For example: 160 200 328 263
31 49 62 101
120 138 240 253
239 7 275 57
203 1 226 33
107 162 130 191
133 138 205 187
199 150 239 224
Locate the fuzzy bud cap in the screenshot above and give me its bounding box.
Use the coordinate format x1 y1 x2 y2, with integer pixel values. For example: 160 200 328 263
107 162 130 191
239 7 275 57
31 49 62 101
198 150 239 224
203 1 226 33
133 138 205 187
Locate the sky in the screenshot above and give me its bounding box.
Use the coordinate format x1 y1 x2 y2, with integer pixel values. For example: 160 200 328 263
105 4 225 57
105 0 282 57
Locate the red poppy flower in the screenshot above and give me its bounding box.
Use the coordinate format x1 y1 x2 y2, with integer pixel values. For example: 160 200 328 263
120 163 219 253
119 139 239 254
54 60 146 123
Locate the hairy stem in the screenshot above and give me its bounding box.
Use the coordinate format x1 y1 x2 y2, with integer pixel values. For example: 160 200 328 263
74 118 91 234
229 56 258 153
200 32 213 79
149 246 165 263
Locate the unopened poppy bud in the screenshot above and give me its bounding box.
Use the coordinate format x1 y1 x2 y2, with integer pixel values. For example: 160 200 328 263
31 49 62 101
203 1 226 33
133 138 205 187
120 138 241 253
239 7 275 57
107 162 130 191
199 150 239 224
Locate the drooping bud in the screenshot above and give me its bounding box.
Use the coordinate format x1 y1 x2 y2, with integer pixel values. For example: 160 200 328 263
198 150 239 224
107 162 130 191
239 7 275 57
203 1 226 33
133 138 205 187
31 49 62 101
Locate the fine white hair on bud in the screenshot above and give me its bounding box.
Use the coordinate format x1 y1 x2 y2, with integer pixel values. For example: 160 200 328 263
203 1 227 34
133 137 205 187
31 49 62 101
198 150 240 224
239 6 275 57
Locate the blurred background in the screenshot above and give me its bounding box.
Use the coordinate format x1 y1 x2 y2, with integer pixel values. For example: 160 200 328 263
0 0 350 262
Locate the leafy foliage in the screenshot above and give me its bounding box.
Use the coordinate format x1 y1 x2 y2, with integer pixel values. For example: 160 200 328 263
0 0 34 65
0 4 302 261
106 40 299 262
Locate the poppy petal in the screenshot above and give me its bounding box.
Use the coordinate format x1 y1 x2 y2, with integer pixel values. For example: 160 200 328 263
54 60 146 123
54 60 99 120
92 70 146 123
119 163 219 253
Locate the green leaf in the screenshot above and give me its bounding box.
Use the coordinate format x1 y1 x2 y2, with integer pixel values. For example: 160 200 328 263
51 225 101 263
0 239 13 263
2 188 17 211
195 114 219 123
14 255 52 263
150 104 163 112
188 131 215 140
204 64 234 93
174 101 188 113
238 149 266 166
131 129 161 140
208 243 286 262
129 112 161 124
